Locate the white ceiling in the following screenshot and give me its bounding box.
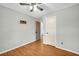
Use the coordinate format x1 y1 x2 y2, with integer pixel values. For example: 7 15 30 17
0 3 77 18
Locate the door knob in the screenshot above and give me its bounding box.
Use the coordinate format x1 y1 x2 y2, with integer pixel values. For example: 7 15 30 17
36 32 37 33
47 32 48 34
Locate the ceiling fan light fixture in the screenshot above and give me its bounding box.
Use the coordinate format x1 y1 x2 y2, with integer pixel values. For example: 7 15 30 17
20 3 44 12
30 5 33 10
34 4 37 11
30 5 34 12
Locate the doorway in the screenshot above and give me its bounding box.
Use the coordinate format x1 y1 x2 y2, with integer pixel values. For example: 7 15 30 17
36 21 40 40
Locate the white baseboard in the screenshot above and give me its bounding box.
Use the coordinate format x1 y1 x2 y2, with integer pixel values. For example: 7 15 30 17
55 45 79 55
0 40 36 54
43 43 79 55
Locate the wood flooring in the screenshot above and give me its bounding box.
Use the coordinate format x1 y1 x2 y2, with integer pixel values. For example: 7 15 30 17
0 40 78 56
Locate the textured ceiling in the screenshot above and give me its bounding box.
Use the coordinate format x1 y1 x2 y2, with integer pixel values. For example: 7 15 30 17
0 3 77 18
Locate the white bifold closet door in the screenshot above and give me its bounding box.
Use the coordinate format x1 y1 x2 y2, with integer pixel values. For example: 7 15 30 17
45 16 56 46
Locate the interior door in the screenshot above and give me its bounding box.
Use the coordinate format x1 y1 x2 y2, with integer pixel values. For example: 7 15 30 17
36 21 40 40
46 16 56 46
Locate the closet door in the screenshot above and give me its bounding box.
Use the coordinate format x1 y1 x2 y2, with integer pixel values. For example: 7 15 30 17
46 16 56 46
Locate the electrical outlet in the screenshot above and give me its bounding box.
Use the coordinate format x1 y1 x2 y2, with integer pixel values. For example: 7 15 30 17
61 42 63 45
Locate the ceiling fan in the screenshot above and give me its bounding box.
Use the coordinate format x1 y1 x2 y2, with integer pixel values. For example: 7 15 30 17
19 3 44 12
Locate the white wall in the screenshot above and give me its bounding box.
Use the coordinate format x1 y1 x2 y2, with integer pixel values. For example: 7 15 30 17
41 4 79 54
0 5 37 53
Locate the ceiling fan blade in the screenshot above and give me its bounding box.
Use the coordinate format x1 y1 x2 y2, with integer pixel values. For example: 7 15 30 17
30 9 33 12
37 6 43 11
38 3 42 4
20 3 30 5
